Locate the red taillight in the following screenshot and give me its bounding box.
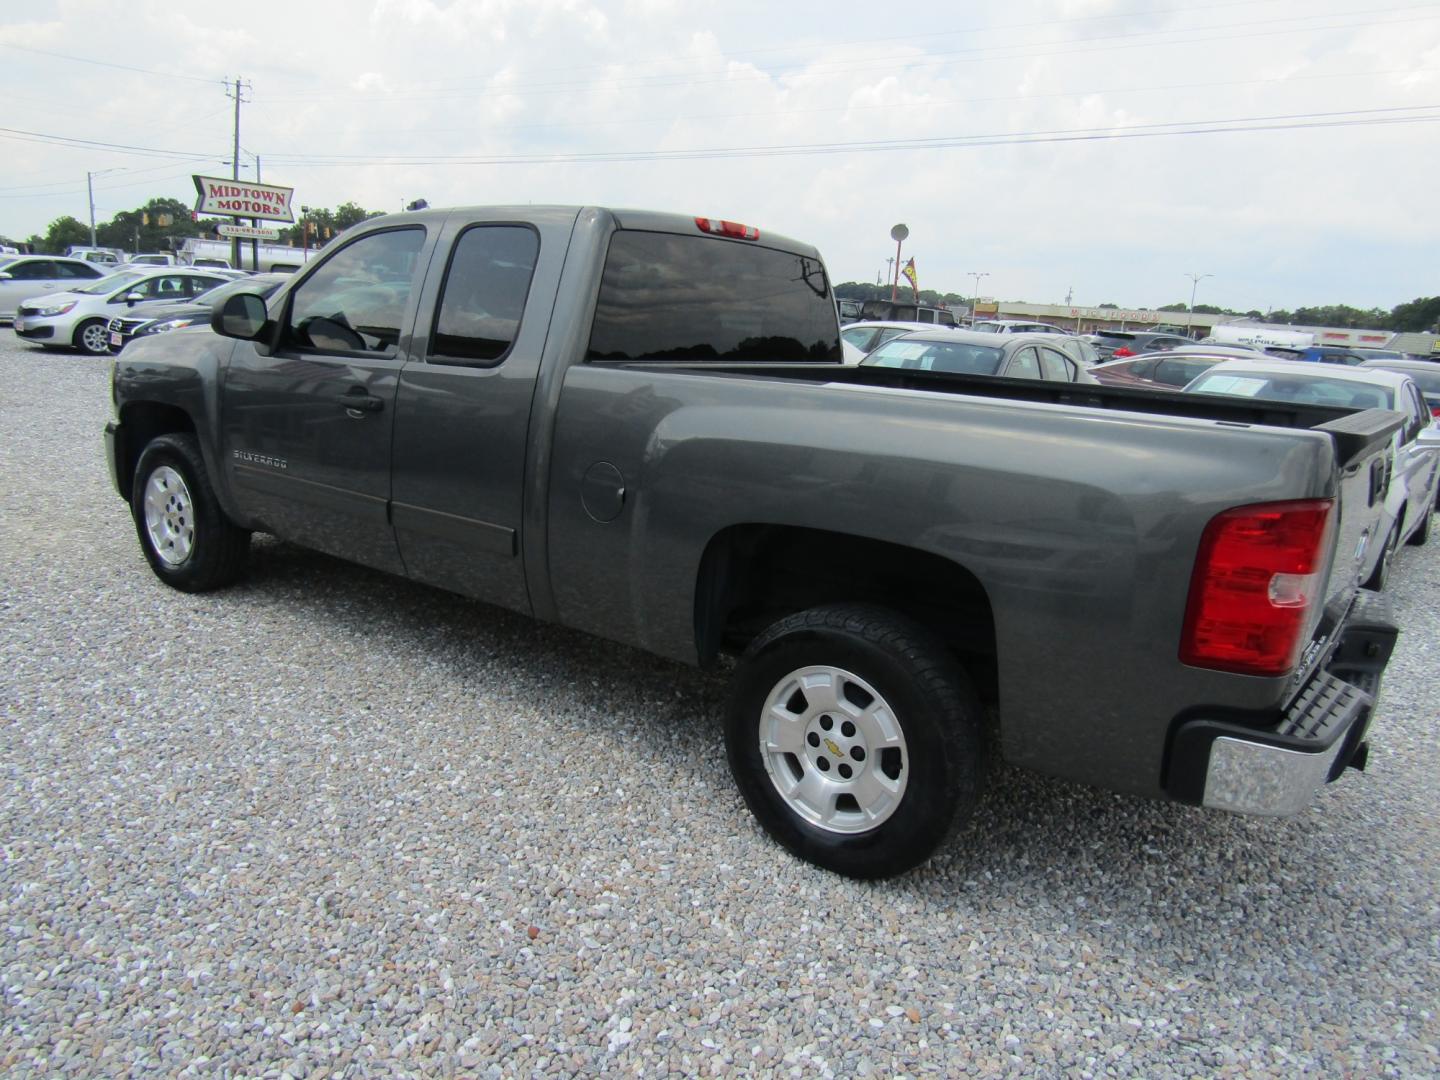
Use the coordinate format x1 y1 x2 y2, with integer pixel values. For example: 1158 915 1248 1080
1180 499 1335 677
695 217 760 241
1113 347 1134 357
1430 405 1440 418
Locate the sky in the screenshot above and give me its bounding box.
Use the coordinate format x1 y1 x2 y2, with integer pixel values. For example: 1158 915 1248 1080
1 0 1437 314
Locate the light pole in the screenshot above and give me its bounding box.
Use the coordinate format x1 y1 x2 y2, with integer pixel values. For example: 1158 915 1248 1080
967 272 989 325
1186 272 1212 338
889 224 909 303
86 168 125 246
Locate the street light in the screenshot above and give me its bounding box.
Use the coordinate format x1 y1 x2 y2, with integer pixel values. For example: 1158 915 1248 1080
889 224 908 303
1186 272 1213 338
86 168 125 246
967 272 990 325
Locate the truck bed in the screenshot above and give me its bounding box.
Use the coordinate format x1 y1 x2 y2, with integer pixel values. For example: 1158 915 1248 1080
659 362 1404 467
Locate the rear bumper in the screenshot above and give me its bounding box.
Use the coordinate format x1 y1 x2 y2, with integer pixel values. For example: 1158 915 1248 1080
1166 589 1397 816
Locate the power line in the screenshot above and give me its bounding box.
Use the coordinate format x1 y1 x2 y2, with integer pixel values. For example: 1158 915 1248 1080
252 105 1440 167
260 7 1438 105
0 43 220 84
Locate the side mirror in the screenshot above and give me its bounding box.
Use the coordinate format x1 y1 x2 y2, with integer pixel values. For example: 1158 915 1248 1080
212 292 269 341
124 291 145 305
0 271 12 280
1416 423 1440 451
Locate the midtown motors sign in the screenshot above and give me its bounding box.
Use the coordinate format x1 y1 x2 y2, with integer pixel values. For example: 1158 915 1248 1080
193 175 296 223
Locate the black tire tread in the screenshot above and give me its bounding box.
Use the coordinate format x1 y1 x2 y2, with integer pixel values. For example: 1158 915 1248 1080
72 318 109 355
727 603 985 878
131 433 250 591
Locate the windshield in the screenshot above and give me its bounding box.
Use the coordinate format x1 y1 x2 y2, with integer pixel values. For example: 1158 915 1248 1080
72 270 146 296
863 339 1004 375
1187 372 1397 410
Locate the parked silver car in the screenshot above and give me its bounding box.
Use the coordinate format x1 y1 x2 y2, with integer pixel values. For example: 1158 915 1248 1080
0 256 108 322
12 268 231 355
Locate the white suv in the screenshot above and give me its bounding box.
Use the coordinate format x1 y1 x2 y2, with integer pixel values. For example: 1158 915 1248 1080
12 268 230 354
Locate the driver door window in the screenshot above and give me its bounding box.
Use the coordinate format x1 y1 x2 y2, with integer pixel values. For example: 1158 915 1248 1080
284 227 426 354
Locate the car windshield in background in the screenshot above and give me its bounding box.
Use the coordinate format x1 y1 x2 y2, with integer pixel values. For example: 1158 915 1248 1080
197 275 287 308
586 231 840 364
1187 372 1397 410
863 339 1004 375
73 271 146 296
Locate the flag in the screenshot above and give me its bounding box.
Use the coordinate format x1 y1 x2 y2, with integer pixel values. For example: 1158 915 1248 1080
901 258 918 299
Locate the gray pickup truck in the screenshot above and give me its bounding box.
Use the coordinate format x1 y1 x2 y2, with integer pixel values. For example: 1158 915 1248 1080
105 206 1403 878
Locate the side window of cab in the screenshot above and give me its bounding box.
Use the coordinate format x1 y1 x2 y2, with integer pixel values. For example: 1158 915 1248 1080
428 225 540 366
284 227 426 355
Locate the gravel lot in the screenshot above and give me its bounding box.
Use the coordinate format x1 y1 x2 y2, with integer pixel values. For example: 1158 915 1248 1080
2 336 1438 1078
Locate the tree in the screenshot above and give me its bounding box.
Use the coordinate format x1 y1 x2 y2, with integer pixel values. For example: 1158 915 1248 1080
41 216 91 254
1157 302 1189 312
97 197 206 254
1388 296 1440 333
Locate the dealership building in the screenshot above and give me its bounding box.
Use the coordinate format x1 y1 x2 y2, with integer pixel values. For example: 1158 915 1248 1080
974 301 1438 354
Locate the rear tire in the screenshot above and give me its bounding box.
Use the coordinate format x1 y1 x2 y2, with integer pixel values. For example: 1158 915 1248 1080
73 318 110 356
1406 504 1430 547
1363 523 1399 591
131 433 250 591
725 604 985 878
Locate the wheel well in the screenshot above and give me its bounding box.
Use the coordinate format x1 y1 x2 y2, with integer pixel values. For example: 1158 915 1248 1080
695 524 998 705
117 402 195 493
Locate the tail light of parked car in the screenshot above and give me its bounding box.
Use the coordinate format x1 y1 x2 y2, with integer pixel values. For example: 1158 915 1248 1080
1112 347 1135 358
1180 499 1335 677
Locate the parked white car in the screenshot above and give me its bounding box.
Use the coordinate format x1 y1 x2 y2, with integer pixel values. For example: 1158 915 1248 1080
840 320 961 364
11 268 231 354
971 319 1071 335
1185 359 1440 589
0 255 109 322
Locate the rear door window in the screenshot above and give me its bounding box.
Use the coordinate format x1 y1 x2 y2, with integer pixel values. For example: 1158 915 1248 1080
429 225 539 366
1039 348 1075 382
587 230 840 363
1008 347 1041 379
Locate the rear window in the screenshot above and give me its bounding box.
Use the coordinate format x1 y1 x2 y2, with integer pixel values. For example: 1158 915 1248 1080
1189 373 1395 409
587 231 840 364
863 339 1003 375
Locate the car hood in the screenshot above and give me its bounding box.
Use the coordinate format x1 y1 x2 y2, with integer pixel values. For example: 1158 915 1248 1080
21 290 87 306
126 300 208 323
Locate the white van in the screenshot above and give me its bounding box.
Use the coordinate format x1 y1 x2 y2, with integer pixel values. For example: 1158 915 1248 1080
1207 324 1314 350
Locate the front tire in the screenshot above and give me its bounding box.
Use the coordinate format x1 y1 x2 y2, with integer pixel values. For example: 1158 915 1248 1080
725 604 985 878
73 318 110 355
131 433 250 591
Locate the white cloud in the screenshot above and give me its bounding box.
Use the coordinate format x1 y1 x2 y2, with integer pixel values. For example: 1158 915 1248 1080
0 0 1436 309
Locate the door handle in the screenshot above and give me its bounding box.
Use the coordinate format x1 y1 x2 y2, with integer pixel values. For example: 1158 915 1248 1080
337 390 384 414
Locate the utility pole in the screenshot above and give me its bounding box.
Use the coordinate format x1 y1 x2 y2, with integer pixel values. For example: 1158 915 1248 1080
225 76 252 270
1186 272 1213 339
86 168 124 248
87 171 98 247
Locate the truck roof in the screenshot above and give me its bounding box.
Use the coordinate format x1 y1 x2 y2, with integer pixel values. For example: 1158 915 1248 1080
373 205 825 261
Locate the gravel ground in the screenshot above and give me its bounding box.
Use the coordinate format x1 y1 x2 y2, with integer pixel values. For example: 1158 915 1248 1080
1 337 1438 1079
